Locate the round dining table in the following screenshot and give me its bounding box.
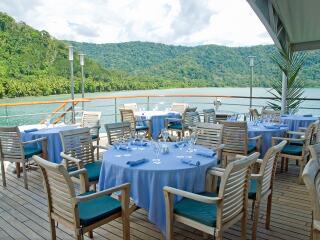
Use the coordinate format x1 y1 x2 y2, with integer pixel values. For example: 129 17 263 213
21 124 78 163
247 122 288 157
135 110 181 139
98 142 217 234
281 115 318 131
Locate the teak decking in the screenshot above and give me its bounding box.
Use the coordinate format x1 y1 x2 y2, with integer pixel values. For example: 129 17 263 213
0 162 311 240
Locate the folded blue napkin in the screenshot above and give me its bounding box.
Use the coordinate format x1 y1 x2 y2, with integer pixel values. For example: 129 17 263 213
196 149 216 158
174 141 187 148
303 114 313 117
24 128 38 133
263 125 280 129
132 140 148 146
278 124 288 128
119 145 132 151
181 159 200 166
126 158 149 167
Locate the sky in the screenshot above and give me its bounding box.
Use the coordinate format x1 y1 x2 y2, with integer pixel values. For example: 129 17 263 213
0 0 273 47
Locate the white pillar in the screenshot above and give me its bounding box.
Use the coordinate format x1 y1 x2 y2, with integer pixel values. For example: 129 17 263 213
281 71 287 114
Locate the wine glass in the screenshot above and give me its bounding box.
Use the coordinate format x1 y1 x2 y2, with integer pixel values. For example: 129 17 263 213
190 131 198 152
137 132 145 150
152 141 161 164
113 140 122 158
44 118 51 128
176 137 185 158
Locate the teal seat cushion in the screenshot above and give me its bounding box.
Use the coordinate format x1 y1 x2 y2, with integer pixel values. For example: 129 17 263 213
78 191 121 227
174 192 217 227
91 134 99 140
168 123 182 130
248 179 257 200
24 145 42 159
68 161 102 182
136 125 148 131
281 144 303 156
247 142 257 154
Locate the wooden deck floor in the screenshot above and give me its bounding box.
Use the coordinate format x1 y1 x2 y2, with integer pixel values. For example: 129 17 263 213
0 162 312 240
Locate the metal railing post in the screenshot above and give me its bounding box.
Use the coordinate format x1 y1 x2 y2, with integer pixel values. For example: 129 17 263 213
147 96 150 110
114 98 117 122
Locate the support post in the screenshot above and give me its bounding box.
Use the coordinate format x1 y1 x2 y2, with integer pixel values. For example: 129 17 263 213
114 98 117 122
281 72 287 114
79 54 85 111
69 46 75 124
249 56 255 108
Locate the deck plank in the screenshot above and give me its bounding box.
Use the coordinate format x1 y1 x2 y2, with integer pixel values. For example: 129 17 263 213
0 162 312 240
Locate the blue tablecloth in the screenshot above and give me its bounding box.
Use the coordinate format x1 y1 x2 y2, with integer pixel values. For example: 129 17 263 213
21 125 78 163
281 115 318 131
98 142 217 234
135 111 181 139
248 122 288 157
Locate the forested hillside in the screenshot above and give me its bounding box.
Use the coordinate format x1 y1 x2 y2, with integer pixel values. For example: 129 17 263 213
69 41 320 88
1 11 320 98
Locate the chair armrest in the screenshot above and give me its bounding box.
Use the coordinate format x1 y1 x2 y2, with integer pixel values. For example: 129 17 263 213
22 137 47 145
235 154 246 160
207 167 225 177
250 173 263 180
75 183 130 203
298 127 307 132
165 117 182 123
69 168 87 178
60 152 84 169
287 131 305 136
272 136 304 142
249 135 262 141
163 186 221 204
215 144 225 151
256 159 263 164
94 145 110 150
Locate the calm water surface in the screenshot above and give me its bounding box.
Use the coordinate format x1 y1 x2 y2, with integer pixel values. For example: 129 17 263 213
0 87 319 126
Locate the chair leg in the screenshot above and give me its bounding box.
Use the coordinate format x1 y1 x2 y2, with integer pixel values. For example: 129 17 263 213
215 229 222 240
298 160 305 184
241 210 247 240
252 200 261 240
88 230 93 239
16 162 21 178
265 193 273 229
22 161 28 189
96 139 100 159
1 160 6 187
285 158 289 172
251 200 255 220
49 218 57 240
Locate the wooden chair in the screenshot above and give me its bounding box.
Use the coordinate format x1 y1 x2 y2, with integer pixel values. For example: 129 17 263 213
119 109 150 137
261 109 281 122
248 140 287 240
33 155 130 240
272 121 316 184
60 128 106 191
195 123 224 162
249 108 260 121
0 126 47 189
221 121 262 167
303 144 320 240
167 111 201 138
105 122 132 145
170 103 189 114
81 111 101 155
123 103 138 112
163 152 259 240
203 109 216 123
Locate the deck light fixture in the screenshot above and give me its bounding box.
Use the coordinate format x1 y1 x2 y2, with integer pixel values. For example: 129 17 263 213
248 56 255 108
79 53 85 110
68 45 75 123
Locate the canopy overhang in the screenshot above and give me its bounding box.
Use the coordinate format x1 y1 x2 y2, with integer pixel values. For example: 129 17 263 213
247 0 320 52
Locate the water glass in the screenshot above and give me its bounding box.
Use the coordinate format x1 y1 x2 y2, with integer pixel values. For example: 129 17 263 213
137 132 145 150
113 140 122 158
152 141 161 164
176 137 185 158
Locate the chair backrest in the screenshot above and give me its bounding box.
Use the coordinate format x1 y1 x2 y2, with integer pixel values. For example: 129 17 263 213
203 109 216 123
81 111 101 137
123 103 138 112
303 122 317 156
261 109 281 118
33 155 77 225
221 121 248 155
60 128 95 169
105 122 131 145
0 126 24 162
195 123 223 149
170 103 188 114
249 108 260 120
217 152 259 226
309 143 320 163
182 111 201 128
257 140 287 198
302 147 320 221
119 109 136 130
311 120 320 144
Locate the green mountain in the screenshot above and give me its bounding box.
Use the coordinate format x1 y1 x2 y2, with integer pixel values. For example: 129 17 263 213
68 41 320 88
1 11 320 99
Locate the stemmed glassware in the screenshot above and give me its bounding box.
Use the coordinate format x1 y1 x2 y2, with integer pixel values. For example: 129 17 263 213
113 139 123 158
137 132 145 150
151 140 161 164
44 117 51 128
176 137 185 158
161 128 169 146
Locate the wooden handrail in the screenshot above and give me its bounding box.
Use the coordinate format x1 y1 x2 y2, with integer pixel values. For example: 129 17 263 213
0 98 91 107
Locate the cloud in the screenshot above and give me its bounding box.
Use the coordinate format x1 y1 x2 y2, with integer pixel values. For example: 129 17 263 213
0 0 273 46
